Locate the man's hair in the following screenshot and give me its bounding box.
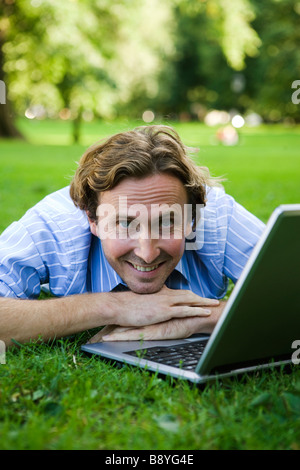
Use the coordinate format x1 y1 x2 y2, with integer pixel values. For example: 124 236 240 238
70 125 222 228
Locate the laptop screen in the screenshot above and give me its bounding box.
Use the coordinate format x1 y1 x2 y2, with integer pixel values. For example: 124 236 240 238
197 206 300 376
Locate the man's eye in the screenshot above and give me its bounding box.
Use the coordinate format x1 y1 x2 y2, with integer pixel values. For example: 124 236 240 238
160 218 173 228
118 220 130 228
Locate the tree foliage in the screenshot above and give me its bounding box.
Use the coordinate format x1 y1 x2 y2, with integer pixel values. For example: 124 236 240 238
149 0 300 122
1 0 124 139
243 0 300 122
0 0 299 138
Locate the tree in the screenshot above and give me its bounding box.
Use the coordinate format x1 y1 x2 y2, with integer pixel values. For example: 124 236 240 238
144 0 261 118
145 0 300 122
0 1 23 138
1 0 123 142
1 0 174 138
243 0 300 122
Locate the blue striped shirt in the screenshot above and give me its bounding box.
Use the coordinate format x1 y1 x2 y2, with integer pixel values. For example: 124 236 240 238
0 186 265 299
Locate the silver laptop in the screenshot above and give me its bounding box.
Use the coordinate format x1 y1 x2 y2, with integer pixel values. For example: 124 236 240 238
81 204 300 384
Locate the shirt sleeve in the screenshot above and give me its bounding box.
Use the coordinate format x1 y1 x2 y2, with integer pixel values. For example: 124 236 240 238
0 218 47 299
179 187 266 299
0 187 91 299
219 194 266 283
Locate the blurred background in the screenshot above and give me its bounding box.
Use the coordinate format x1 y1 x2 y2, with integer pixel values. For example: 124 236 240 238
1 0 300 142
0 0 300 231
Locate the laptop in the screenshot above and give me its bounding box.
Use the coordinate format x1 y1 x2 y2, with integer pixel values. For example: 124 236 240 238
81 204 300 384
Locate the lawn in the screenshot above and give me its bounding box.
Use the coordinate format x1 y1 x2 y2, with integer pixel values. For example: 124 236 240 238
0 119 300 450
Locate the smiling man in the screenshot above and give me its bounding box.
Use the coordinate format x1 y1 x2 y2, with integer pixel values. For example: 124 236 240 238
0 125 265 347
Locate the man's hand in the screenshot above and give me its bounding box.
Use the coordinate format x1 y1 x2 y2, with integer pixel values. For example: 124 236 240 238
0 287 220 348
105 285 220 328
88 293 226 343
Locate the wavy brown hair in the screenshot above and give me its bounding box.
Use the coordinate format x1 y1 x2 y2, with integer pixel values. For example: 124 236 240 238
70 125 222 228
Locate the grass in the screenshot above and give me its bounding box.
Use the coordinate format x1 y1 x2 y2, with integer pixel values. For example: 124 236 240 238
0 118 300 450
2 335 300 450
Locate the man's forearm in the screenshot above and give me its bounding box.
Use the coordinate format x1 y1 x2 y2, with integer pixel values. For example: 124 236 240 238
0 287 223 348
0 294 114 348
89 300 227 343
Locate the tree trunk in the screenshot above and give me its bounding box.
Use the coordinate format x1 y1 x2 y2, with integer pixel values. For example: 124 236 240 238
0 29 23 139
0 100 24 139
72 109 82 144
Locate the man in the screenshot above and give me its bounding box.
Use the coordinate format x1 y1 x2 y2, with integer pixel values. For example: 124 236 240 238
0 125 265 348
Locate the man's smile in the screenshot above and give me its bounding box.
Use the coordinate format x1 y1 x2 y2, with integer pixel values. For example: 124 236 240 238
130 263 160 272
126 260 166 274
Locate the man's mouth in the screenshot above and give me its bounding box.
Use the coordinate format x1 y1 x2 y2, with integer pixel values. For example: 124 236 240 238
132 263 159 272
127 261 165 273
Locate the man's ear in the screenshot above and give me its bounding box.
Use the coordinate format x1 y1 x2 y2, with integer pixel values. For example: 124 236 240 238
185 221 193 238
86 212 98 237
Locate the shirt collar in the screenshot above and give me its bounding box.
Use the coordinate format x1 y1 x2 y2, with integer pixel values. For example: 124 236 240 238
174 256 189 282
88 236 126 292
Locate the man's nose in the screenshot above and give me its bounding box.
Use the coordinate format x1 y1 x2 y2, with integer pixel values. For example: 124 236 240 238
133 237 160 264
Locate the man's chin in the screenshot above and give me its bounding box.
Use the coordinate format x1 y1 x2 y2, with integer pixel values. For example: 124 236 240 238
126 280 165 295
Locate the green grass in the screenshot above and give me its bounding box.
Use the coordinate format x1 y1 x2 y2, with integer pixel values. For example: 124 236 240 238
2 335 300 450
1 119 300 450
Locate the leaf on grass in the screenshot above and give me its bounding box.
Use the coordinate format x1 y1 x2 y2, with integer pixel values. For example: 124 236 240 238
32 389 45 401
250 392 272 408
281 393 300 416
43 402 64 416
154 414 180 433
292 381 300 394
11 392 21 403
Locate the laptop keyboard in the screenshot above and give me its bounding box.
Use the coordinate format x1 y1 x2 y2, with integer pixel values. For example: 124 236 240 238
126 340 209 371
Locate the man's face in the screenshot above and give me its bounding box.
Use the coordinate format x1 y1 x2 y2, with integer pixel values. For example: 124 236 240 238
88 173 191 294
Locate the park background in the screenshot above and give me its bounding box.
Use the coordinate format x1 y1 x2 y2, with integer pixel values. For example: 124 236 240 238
0 0 300 450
